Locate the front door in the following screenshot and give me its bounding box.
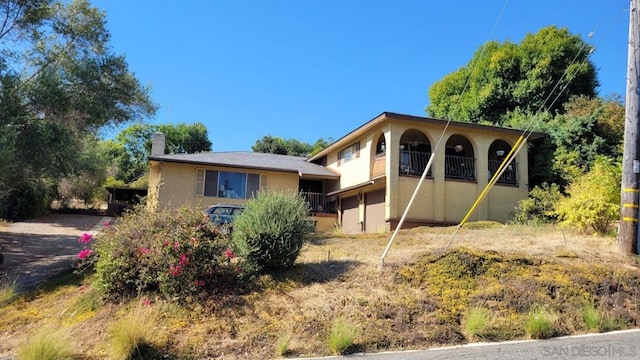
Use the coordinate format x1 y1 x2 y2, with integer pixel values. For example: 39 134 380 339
341 196 360 234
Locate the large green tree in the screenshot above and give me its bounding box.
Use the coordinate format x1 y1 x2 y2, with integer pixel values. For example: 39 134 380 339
426 26 598 125
0 0 157 219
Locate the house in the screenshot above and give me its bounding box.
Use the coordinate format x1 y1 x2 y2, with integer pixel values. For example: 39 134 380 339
148 112 544 233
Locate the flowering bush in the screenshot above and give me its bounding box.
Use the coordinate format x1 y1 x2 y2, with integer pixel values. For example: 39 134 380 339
93 206 243 301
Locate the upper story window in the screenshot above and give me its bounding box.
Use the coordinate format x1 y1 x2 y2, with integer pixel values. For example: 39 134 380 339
195 169 261 199
338 142 360 166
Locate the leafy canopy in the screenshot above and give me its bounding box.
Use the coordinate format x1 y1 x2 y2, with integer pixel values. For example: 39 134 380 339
426 26 597 125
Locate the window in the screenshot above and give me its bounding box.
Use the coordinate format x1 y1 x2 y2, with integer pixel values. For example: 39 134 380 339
195 169 261 199
338 142 360 165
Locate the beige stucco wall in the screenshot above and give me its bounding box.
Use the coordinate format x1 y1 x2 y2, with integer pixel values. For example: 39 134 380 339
149 161 299 211
328 117 532 228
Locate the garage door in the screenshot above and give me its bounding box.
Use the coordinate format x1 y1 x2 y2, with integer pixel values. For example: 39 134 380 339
341 196 360 234
365 190 385 233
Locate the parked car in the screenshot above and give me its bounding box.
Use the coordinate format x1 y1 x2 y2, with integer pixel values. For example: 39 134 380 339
203 204 245 233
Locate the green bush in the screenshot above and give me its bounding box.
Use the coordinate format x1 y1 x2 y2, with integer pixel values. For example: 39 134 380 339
93 206 239 301
232 191 312 272
525 305 556 339
554 156 621 234
510 183 561 225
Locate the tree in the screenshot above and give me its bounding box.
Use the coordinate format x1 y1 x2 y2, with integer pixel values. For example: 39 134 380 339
0 0 157 219
106 122 212 184
426 26 597 125
252 135 331 157
532 95 625 186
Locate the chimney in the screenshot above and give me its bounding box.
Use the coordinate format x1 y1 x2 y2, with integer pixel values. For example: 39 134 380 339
151 132 166 156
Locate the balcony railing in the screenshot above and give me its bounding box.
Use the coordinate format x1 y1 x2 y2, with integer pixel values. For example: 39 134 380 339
399 150 433 176
301 191 337 213
488 159 517 185
445 155 475 180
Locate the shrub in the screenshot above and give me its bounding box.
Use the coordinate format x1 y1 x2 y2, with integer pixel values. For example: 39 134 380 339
327 318 357 355
525 305 556 339
109 305 153 360
554 156 620 234
232 190 312 272
464 307 491 340
16 327 75 360
510 183 561 225
93 206 239 301
581 302 600 331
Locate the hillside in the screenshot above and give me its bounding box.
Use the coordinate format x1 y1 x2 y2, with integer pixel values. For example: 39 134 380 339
1 224 639 359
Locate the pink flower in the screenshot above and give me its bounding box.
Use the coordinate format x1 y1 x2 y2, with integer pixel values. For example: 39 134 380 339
78 233 93 244
78 249 93 259
142 297 152 306
224 249 235 259
139 247 152 256
194 279 205 288
103 222 110 228
162 241 169 247
173 241 180 250
169 265 183 277
190 237 197 244
178 253 189 265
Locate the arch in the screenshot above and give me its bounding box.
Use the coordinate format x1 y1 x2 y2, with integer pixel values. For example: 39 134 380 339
445 134 475 180
374 132 386 156
488 139 517 185
399 129 432 176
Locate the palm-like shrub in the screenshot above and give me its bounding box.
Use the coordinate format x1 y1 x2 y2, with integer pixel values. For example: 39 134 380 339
232 191 312 272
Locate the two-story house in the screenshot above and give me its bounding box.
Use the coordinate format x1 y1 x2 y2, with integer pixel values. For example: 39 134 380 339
147 112 544 233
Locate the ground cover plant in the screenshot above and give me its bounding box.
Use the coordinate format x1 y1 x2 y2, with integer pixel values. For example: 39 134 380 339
0 223 639 359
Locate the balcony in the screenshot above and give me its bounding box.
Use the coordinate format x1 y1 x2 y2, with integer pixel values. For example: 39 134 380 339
445 155 475 180
488 159 517 185
371 154 386 178
399 150 432 176
301 191 337 213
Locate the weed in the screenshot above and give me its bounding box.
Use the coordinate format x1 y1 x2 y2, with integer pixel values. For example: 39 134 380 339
525 305 556 339
108 305 153 359
581 302 600 331
327 318 357 355
464 307 491 340
0 279 17 307
275 333 291 357
16 326 75 360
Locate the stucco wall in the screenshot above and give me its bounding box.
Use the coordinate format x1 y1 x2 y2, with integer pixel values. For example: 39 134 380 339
150 161 299 210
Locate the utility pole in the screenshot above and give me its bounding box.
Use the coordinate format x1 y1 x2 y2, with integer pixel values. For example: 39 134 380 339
620 0 640 255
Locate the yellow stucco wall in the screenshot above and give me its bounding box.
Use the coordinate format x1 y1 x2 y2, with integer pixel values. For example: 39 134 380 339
327 117 532 227
149 161 299 211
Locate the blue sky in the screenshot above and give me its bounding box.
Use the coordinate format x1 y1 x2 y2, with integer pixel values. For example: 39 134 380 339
92 1 630 152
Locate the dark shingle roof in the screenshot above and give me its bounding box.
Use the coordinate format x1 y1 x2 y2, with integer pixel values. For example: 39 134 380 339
149 152 339 179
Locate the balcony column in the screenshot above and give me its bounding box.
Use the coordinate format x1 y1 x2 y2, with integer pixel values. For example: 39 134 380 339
384 125 399 222
475 141 490 220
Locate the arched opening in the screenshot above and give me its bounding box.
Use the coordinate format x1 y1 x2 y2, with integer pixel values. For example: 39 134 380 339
371 132 387 178
445 135 475 180
488 139 517 185
399 129 432 176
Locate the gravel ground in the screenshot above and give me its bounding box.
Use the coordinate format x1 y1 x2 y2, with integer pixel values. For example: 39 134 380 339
0 213 111 292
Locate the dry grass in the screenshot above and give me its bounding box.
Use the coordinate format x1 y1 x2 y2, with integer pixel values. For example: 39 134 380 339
0 224 638 359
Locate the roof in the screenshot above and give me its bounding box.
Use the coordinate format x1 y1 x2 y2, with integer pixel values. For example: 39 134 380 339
309 112 547 161
149 151 339 179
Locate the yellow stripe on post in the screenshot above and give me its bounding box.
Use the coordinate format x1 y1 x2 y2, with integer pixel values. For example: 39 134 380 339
622 217 639 222
623 203 639 209
623 188 640 193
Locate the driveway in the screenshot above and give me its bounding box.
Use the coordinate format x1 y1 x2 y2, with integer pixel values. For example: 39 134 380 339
0 213 112 292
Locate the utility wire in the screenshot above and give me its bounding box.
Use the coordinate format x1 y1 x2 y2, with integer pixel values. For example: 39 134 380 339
444 2 629 251
379 0 511 268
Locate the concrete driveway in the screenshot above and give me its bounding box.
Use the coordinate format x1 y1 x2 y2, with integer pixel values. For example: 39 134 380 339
0 213 111 292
